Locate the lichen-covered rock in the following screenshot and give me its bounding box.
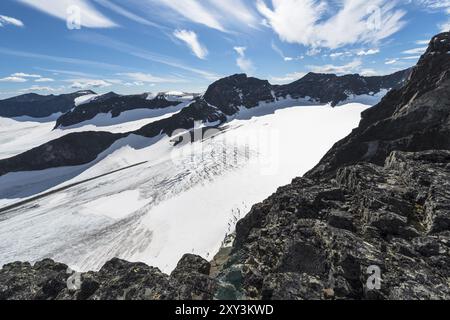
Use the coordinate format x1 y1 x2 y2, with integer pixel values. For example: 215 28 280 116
216 149 450 300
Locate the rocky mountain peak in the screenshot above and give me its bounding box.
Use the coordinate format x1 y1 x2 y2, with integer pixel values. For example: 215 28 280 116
307 31 450 179
203 73 274 115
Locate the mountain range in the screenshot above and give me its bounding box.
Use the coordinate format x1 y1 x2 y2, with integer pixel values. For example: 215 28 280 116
0 68 411 177
0 32 448 300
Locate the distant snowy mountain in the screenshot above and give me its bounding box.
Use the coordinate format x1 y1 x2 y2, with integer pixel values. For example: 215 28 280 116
0 91 96 118
54 92 189 129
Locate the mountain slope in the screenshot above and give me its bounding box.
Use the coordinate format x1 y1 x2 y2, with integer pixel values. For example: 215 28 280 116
0 91 95 118
306 33 450 179
0 33 447 300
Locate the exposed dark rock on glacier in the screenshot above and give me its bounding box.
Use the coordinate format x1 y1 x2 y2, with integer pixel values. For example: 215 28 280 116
0 131 122 176
0 33 449 300
54 93 181 128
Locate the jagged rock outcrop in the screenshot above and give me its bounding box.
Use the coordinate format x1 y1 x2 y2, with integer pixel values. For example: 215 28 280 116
0 90 95 118
0 33 448 300
220 149 450 300
135 98 227 138
307 33 450 179
0 255 220 300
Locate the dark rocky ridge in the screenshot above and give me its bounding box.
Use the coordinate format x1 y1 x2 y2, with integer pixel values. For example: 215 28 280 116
54 93 182 128
0 32 449 300
0 90 95 118
275 69 411 106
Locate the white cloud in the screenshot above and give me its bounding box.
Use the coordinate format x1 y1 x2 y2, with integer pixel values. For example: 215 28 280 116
209 0 259 28
118 72 186 83
270 71 306 83
234 46 255 74
0 15 24 27
35 78 55 82
18 0 117 28
360 69 379 76
0 76 28 83
257 0 406 49
329 52 344 58
385 59 398 65
68 79 112 89
148 0 225 31
402 56 421 60
440 20 450 32
271 42 302 61
402 47 427 55
415 39 430 45
92 0 161 28
146 0 258 31
11 72 41 78
0 47 125 71
308 59 362 74
357 49 380 56
416 0 450 31
173 29 208 60
18 85 64 93
72 32 219 80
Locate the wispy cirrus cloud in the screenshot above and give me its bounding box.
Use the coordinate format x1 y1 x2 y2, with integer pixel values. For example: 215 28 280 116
402 47 427 55
18 0 117 28
92 0 162 28
35 78 55 82
173 29 208 60
257 0 406 49
271 42 303 61
18 85 65 93
0 47 125 71
414 0 450 31
68 78 112 89
234 46 255 74
0 15 24 28
72 32 220 80
117 72 187 83
138 0 258 32
308 59 362 75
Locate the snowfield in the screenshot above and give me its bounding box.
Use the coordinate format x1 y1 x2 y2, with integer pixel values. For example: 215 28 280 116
0 103 369 273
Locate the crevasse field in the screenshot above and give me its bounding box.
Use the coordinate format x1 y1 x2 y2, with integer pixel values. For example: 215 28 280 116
0 101 369 273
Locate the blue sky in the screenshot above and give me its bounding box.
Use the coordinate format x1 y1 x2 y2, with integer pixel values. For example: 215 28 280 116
0 0 448 99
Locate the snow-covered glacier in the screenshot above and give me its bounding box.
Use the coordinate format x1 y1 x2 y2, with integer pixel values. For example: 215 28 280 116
0 103 369 273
